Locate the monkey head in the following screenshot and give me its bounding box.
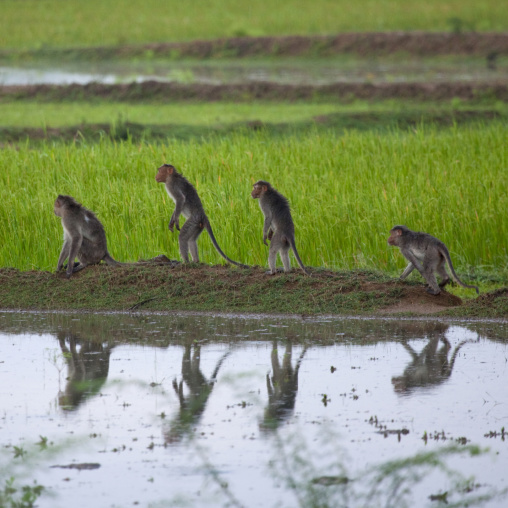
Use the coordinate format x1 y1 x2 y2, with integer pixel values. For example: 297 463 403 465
251 180 271 199
54 195 76 217
387 225 409 246
156 164 176 183
54 196 63 217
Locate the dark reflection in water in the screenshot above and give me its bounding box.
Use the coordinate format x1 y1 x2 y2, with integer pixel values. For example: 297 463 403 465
261 341 307 432
165 342 231 444
391 323 477 394
57 331 114 411
0 311 506 347
0 312 507 508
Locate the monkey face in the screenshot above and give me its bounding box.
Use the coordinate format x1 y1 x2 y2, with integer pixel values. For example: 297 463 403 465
251 182 268 199
54 198 62 217
387 228 403 246
155 164 174 183
251 185 261 199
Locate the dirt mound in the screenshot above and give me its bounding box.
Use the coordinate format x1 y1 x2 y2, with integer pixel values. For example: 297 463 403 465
2 81 507 103
3 33 508 61
378 287 462 315
0 265 473 317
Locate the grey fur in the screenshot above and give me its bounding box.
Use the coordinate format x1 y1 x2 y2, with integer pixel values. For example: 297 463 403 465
156 164 247 267
54 195 121 278
388 225 479 295
252 180 310 275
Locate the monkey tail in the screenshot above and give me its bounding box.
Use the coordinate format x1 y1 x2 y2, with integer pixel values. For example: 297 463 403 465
103 252 123 267
288 237 311 276
439 246 479 294
204 221 249 268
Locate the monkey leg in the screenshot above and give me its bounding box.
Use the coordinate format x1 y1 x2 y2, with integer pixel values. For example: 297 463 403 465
179 217 204 263
423 262 441 295
267 241 280 275
436 259 451 288
72 262 87 273
280 241 292 273
79 238 107 266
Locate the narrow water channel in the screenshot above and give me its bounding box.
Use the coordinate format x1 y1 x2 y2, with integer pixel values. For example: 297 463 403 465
1 58 505 86
0 312 506 507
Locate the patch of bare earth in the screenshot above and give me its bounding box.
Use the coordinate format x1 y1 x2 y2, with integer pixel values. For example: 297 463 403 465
377 285 462 315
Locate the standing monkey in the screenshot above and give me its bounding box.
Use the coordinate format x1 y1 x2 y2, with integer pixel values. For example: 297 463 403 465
387 225 479 295
155 164 247 267
54 195 121 278
251 180 310 275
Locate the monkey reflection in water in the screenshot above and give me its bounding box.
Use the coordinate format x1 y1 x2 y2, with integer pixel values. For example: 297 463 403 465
392 331 474 394
57 332 113 411
261 341 308 431
164 343 231 444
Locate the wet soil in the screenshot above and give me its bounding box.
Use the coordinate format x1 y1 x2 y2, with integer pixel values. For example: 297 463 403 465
2 33 508 61
0 265 504 318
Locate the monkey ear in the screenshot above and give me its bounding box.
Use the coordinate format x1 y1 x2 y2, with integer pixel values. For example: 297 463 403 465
396 229 402 236
167 166 174 175
262 185 267 192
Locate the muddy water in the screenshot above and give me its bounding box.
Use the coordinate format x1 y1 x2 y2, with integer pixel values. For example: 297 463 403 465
0 312 507 508
1 57 506 86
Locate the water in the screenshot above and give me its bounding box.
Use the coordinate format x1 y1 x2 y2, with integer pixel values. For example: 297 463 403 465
0 58 505 86
0 311 507 508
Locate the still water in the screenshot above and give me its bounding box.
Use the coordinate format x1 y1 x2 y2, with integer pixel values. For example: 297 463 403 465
0 312 507 508
1 58 505 86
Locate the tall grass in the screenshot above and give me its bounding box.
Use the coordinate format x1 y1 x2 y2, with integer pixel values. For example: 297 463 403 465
0 0 506 50
0 124 506 279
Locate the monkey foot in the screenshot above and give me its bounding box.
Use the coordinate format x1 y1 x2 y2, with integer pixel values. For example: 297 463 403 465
426 288 441 296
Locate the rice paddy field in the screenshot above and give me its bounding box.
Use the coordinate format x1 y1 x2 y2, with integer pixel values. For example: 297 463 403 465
0 100 506 129
0 124 506 293
1 0 506 50
1 0 507 303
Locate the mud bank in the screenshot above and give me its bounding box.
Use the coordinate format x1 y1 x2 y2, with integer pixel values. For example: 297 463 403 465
2 32 508 61
0 266 505 318
2 80 507 103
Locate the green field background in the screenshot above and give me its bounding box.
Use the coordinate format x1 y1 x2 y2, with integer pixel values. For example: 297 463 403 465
1 125 506 283
1 0 506 50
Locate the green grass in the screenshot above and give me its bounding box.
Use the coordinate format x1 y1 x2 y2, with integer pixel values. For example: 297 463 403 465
0 100 506 129
0 101 382 128
0 125 506 293
1 0 506 50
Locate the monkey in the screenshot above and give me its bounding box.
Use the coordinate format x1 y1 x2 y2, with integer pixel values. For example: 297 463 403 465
387 225 479 295
54 195 121 278
155 164 247 267
251 180 310 275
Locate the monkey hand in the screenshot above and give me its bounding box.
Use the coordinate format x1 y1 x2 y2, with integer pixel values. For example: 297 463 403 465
263 235 269 246
169 213 180 232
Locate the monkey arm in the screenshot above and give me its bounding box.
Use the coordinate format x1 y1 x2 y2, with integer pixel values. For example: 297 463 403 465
66 234 83 278
400 249 424 276
263 216 273 245
57 239 71 271
169 190 185 232
400 262 415 280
